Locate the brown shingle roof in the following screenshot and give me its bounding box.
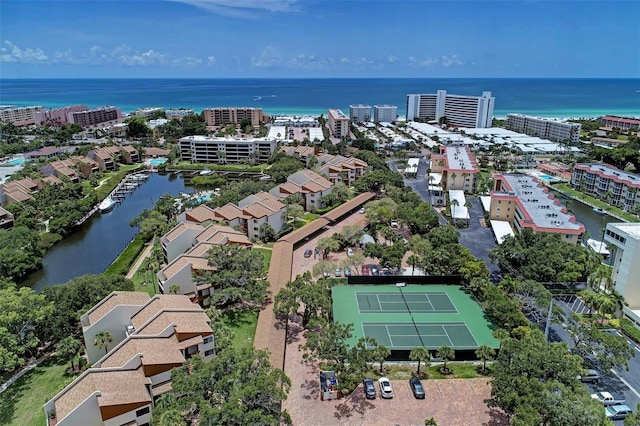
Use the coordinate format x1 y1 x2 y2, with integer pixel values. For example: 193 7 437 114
242 202 274 219
131 295 201 329
185 205 217 223
159 255 214 281
322 192 375 222
163 222 204 243
278 218 330 245
99 335 186 368
86 292 151 326
213 203 245 220
136 311 212 337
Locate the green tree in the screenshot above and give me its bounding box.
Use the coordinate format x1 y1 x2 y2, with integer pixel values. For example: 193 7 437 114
274 272 331 328
169 284 181 294
124 116 151 138
205 306 235 354
301 322 353 368
317 236 340 259
371 342 391 373
567 317 634 371
56 336 81 370
258 222 277 242
287 203 304 224
475 345 495 373
409 346 431 375
407 254 421 276
94 330 113 355
436 346 455 373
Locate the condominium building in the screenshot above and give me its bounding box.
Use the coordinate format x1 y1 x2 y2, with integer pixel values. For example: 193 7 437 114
506 114 581 143
406 90 495 128
0 105 44 125
430 145 480 193
599 115 640 130
44 293 215 426
374 105 398 123
271 169 334 211
166 108 194 120
604 223 640 325
490 174 585 244
130 107 164 119
328 109 350 138
34 105 88 125
203 107 268 127
68 106 122 127
349 104 371 122
571 163 640 213
178 136 277 164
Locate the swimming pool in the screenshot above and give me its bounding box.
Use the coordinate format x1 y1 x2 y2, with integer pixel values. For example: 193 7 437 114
149 157 167 166
537 173 559 182
195 195 212 203
2 157 26 166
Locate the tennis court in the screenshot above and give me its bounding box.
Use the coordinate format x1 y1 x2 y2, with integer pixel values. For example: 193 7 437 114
332 285 498 352
356 291 457 313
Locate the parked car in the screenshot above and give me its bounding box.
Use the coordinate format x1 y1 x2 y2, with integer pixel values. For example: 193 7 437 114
363 378 376 399
359 208 366 214
371 265 380 276
390 220 399 228
605 404 633 420
591 391 626 406
578 369 600 383
347 248 354 256
378 377 394 399
304 249 312 258
344 267 352 277
334 268 342 277
409 377 425 399
322 271 330 278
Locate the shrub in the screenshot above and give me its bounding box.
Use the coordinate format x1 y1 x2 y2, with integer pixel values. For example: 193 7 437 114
620 318 640 344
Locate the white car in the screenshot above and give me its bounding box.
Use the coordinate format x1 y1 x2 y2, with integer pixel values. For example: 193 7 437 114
378 377 394 399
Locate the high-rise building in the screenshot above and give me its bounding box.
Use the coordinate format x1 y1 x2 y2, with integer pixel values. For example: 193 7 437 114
507 114 581 143
374 105 398 123
34 105 88 125
68 106 122 127
203 107 267 127
0 105 44 126
349 104 371 122
406 90 494 128
328 109 350 138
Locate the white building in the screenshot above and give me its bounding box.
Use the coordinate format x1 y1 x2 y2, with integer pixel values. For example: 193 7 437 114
328 109 350 138
130 107 164 119
179 135 277 164
374 105 398 123
0 105 44 125
507 114 581 143
604 223 640 326
406 90 494 128
349 104 371 122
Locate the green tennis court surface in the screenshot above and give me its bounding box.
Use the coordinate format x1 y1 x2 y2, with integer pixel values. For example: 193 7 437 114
363 322 478 349
332 285 499 351
356 291 457 313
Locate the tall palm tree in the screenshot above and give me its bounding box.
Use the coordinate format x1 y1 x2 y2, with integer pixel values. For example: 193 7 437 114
596 294 616 325
409 346 431 375
56 336 81 370
407 254 421 276
450 199 460 220
475 345 496 373
436 346 455 373
492 328 510 350
94 330 113 355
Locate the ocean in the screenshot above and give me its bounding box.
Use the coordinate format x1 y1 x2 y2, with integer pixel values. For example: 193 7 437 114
1 78 639 119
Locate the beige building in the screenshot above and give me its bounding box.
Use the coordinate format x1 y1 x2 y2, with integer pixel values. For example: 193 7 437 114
430 145 479 193
45 293 214 426
328 109 350 138
203 107 268 127
179 135 276 164
0 105 44 125
271 169 334 211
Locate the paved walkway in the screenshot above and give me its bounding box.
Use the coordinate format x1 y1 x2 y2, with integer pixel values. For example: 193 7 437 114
126 242 153 279
0 352 54 395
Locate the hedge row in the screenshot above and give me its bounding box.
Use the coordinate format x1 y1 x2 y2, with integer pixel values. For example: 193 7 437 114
620 318 640 345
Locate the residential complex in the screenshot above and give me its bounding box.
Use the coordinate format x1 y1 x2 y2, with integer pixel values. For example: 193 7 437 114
270 169 334 211
272 115 319 127
506 114 581 143
349 104 371 122
604 223 640 326
165 108 194 120
0 206 14 229
406 90 494 128
599 115 640 130
130 107 164 119
430 145 479 193
44 292 215 426
34 105 88 125
571 163 640 213
490 174 585 244
374 105 398 123
0 105 44 125
68 106 123 127
203 107 268 127
328 109 350 138
178 135 277 164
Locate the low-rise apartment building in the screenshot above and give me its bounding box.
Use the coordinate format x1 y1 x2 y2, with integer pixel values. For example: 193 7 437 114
604 223 640 326
130 107 164 119
316 153 368 186
599 115 640 130
68 106 122 127
0 105 44 125
571 163 640 213
490 173 585 244
507 114 581 143
203 107 268 127
271 169 334 211
328 109 350 138
179 136 276 164
0 206 14 229
165 108 194 120
430 145 479 193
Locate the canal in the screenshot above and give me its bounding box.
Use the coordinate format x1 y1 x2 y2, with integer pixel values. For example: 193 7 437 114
556 193 620 241
23 172 194 291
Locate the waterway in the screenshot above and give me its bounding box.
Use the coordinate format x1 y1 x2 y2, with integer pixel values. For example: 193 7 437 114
555 193 620 241
23 172 194 291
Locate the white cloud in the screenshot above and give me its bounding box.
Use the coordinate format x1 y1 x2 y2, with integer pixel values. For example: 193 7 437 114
118 49 169 66
289 54 320 68
251 46 282 68
167 0 298 18
421 57 439 67
387 55 399 63
0 40 48 63
340 57 350 64
408 56 417 63
207 55 217 65
441 54 462 67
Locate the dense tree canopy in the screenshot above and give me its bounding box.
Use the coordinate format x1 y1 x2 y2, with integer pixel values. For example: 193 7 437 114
0 226 44 280
274 272 331 328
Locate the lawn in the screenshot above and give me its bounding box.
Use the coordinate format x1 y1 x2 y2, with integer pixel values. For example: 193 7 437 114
253 247 273 271
358 362 488 382
221 309 259 350
0 355 81 426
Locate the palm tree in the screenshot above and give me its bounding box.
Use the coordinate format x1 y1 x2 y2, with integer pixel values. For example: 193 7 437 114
596 294 616 325
450 199 459 220
56 336 81 370
409 346 431 375
475 345 496 373
425 418 438 426
436 346 455 373
373 344 391 373
169 284 181 294
407 254 421 276
492 328 510 350
94 330 113 355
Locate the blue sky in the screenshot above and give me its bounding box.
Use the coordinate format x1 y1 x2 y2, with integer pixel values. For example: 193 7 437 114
1 0 639 78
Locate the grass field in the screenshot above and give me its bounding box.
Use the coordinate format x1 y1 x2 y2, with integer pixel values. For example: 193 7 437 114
222 309 259 350
253 247 273 271
0 355 81 426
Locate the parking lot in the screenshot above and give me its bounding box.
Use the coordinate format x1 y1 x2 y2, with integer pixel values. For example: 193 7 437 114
554 294 592 315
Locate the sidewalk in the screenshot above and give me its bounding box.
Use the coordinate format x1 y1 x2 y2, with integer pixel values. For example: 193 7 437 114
126 242 153 279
